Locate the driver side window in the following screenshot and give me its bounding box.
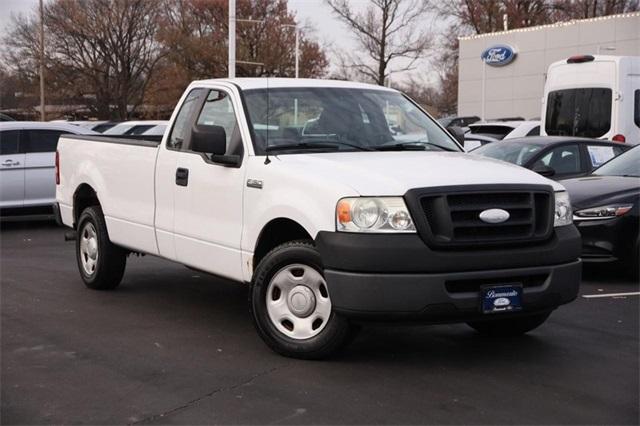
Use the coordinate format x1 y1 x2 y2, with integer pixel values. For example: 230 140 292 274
194 90 243 157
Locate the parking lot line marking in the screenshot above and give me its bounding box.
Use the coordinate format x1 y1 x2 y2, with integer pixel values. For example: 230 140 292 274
582 292 640 299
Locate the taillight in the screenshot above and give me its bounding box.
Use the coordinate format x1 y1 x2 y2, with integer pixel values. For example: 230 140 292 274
612 134 626 143
55 150 60 184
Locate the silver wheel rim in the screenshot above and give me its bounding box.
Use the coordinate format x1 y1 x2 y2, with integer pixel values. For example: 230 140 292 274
79 222 99 276
266 263 332 340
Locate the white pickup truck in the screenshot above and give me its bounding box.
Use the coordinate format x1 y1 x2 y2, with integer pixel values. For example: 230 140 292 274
55 78 581 359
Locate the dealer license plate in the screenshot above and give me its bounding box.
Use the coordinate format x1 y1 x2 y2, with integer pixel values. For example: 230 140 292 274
481 284 523 314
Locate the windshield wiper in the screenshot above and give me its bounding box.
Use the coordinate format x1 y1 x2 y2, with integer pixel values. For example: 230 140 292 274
265 140 372 152
265 142 341 152
373 142 457 152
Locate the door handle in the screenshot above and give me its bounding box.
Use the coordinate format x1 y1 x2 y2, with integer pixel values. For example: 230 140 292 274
175 168 189 186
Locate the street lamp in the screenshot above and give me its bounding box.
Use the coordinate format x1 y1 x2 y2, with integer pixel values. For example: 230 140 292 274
281 24 299 79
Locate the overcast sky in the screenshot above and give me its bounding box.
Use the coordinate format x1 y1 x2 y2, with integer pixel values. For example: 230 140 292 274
0 0 439 84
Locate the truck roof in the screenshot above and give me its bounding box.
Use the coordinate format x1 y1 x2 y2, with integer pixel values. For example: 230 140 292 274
192 78 398 92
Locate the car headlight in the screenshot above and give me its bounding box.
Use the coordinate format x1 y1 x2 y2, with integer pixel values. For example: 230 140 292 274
336 197 416 233
574 204 633 221
554 191 572 227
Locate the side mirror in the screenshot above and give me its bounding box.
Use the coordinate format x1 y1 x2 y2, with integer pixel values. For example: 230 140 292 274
446 126 466 146
191 124 226 156
532 164 556 177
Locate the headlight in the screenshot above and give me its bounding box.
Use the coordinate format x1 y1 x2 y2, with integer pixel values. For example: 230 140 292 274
554 191 572 227
336 197 416 233
574 204 633 221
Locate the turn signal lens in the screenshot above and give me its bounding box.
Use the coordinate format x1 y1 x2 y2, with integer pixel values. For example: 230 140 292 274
337 200 351 224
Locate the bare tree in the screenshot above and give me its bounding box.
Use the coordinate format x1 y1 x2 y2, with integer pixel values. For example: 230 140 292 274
3 0 163 120
326 0 431 85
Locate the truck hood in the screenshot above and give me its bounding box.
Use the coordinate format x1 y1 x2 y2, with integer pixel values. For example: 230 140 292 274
273 151 564 195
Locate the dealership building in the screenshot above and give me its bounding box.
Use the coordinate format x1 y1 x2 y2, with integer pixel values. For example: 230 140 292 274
457 12 640 120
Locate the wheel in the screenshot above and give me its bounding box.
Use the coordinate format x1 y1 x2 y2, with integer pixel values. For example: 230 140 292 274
76 205 126 290
467 312 551 336
250 241 354 359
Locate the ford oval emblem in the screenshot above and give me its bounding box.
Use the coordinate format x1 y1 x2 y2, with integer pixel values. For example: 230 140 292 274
479 208 510 224
494 297 511 307
481 45 517 67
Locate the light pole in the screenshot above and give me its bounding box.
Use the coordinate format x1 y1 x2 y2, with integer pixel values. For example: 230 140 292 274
39 0 45 121
228 0 236 78
282 24 299 78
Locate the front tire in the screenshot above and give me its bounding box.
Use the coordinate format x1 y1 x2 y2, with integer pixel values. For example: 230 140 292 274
250 241 354 359
467 312 551 336
76 206 127 290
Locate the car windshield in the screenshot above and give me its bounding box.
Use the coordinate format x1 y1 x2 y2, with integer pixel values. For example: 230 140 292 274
243 87 461 154
593 147 640 177
471 142 544 165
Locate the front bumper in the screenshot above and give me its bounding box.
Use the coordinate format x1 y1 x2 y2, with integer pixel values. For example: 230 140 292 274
574 215 639 263
316 227 582 320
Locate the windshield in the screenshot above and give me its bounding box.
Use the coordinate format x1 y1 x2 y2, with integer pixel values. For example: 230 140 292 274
243 87 461 154
471 142 544 165
545 88 612 137
593 147 640 177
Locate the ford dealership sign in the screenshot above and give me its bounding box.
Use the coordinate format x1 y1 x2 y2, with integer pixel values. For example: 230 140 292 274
481 45 517 66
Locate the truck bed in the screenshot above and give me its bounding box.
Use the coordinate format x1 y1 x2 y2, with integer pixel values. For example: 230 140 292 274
56 134 161 255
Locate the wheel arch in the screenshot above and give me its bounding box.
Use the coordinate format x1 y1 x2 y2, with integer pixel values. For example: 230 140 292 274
73 183 101 228
253 218 313 271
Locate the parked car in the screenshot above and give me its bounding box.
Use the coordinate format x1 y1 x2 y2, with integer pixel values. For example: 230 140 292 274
463 133 499 151
472 136 631 179
0 112 15 121
437 115 481 129
541 55 640 144
467 120 540 141
141 124 168 137
102 120 168 136
55 78 581 359
0 122 97 211
560 146 639 268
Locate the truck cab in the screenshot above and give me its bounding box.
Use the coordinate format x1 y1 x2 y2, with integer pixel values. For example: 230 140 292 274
56 78 582 359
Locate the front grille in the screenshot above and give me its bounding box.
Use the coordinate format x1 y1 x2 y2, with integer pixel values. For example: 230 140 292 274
406 185 554 248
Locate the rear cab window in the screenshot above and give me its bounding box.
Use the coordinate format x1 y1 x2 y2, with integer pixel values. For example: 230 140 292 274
545 88 612 137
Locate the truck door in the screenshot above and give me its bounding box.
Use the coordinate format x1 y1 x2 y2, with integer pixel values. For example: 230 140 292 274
0 130 25 209
172 88 245 281
155 87 206 260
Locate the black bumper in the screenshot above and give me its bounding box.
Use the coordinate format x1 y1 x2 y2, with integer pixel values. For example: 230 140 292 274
316 226 582 320
575 215 639 263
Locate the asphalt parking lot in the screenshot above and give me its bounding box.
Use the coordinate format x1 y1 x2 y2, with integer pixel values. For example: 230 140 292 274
1 221 638 425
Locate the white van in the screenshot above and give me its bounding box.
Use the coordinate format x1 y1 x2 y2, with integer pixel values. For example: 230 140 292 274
541 55 640 144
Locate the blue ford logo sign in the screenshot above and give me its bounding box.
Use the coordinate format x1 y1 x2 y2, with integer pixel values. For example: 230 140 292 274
479 208 510 224
481 45 517 66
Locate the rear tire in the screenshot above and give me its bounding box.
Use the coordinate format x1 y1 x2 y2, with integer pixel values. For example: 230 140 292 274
467 312 551 336
76 206 126 290
249 240 355 359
